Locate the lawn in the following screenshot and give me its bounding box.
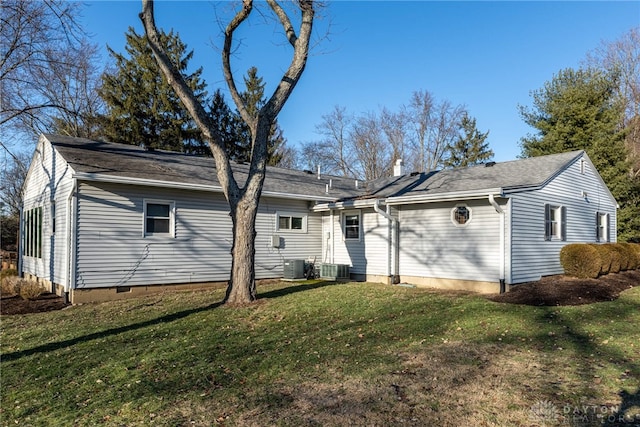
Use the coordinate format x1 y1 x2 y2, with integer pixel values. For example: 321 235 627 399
1 281 639 426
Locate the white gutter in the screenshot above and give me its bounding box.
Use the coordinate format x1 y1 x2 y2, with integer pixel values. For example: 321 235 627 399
373 199 396 281
386 187 503 205
312 198 379 212
73 172 337 202
488 194 506 292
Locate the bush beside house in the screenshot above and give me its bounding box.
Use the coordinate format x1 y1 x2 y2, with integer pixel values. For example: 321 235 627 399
560 243 640 278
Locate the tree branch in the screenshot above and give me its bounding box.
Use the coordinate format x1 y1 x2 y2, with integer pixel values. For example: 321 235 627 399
139 0 240 202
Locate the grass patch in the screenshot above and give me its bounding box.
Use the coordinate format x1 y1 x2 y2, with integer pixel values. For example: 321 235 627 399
1 281 639 426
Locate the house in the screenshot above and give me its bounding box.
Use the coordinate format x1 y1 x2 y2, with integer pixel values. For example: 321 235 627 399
21 134 617 303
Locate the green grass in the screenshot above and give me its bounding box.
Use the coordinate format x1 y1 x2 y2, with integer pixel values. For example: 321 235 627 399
1 281 639 426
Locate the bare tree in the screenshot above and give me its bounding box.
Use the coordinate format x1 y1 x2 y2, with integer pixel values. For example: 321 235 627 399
0 0 103 152
585 28 640 177
404 90 466 172
404 89 434 173
379 107 407 168
0 151 30 215
351 111 392 180
300 105 358 177
140 0 315 304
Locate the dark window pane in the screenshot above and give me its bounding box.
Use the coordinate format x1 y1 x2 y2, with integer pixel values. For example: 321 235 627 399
345 227 359 239
454 207 469 225
292 217 303 230
147 218 170 233
279 216 290 230
345 215 359 226
147 203 170 217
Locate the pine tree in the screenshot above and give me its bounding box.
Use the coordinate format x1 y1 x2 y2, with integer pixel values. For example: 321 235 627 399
99 27 207 151
235 67 288 165
444 113 493 168
520 67 639 241
204 89 241 158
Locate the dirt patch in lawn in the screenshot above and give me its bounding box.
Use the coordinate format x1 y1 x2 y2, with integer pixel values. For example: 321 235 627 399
488 270 640 306
1 270 639 315
0 293 70 316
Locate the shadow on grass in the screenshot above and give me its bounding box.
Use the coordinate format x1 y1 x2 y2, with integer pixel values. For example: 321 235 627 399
258 280 342 300
1 301 223 363
2 281 342 363
603 388 640 426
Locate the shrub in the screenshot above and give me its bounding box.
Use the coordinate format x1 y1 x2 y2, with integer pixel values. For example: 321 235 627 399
589 244 613 275
0 269 18 280
604 244 622 273
560 244 602 278
631 243 640 270
1 275 20 295
620 243 640 270
17 280 43 300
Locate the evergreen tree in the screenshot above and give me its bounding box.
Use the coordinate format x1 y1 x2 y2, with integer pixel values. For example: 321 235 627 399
520 67 639 241
235 67 288 165
203 89 240 158
444 113 493 168
99 27 207 151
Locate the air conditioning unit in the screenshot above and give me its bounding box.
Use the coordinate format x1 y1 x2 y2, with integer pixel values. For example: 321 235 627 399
320 263 350 280
283 259 305 279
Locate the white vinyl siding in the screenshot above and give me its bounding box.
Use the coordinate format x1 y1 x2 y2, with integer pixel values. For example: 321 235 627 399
328 209 388 276
397 200 503 283
21 137 74 286
510 154 617 283
74 183 322 288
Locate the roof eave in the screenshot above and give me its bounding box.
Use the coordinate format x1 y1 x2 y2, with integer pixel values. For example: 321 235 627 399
73 172 338 202
385 188 504 205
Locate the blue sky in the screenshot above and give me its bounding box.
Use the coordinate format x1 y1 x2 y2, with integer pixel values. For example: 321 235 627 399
81 1 639 162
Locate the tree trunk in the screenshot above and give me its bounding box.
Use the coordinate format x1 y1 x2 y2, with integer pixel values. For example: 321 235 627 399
225 197 258 304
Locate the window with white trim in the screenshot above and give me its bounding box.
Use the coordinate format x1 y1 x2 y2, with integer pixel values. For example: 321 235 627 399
276 212 307 232
24 206 43 258
544 204 566 241
451 205 471 226
343 212 361 240
143 200 175 237
596 211 610 242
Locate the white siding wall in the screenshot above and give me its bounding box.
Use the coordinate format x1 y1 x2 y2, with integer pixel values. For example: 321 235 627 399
74 182 322 288
510 155 617 283
22 139 74 286
397 200 503 282
327 208 389 276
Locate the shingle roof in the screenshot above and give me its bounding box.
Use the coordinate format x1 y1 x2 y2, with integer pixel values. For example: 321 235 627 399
45 134 583 203
44 134 361 200
360 150 584 200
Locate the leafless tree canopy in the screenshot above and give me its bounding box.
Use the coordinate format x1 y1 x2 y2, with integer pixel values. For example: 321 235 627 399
0 0 103 153
585 28 640 177
299 91 468 180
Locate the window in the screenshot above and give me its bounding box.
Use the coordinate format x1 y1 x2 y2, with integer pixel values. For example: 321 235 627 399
24 206 43 258
544 204 566 241
451 205 471 226
276 213 307 232
144 200 174 237
596 212 610 242
343 212 360 240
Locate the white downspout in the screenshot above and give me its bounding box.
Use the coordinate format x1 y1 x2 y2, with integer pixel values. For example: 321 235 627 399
374 199 395 283
66 180 77 298
488 194 506 292
330 209 335 264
